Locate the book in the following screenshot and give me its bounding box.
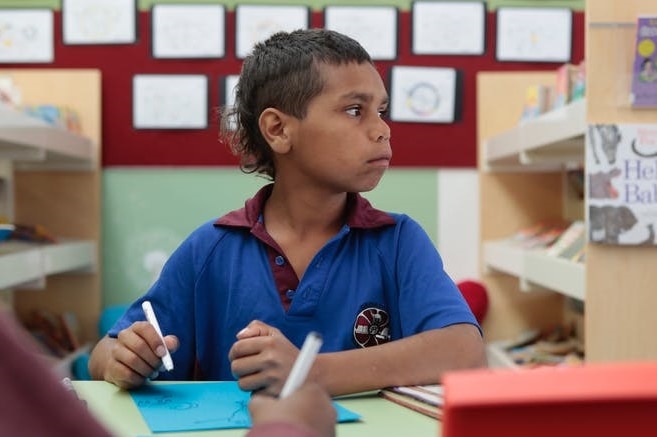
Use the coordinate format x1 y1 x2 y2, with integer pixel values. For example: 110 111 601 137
630 16 657 108
509 220 567 249
519 84 552 121
570 60 586 101
379 385 444 419
521 223 569 249
544 220 586 258
586 123 657 245
553 63 576 109
569 244 586 263
558 231 586 260
390 384 444 406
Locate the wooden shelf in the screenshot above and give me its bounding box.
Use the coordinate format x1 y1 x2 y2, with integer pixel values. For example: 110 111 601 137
483 239 585 301
0 240 96 290
484 98 586 171
0 104 96 170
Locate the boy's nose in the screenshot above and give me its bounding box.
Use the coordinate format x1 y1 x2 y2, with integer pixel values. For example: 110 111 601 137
377 133 391 143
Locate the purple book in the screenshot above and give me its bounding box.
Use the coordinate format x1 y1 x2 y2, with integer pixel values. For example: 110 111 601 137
630 16 657 108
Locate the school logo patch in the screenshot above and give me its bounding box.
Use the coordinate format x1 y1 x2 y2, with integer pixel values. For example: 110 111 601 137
353 305 390 348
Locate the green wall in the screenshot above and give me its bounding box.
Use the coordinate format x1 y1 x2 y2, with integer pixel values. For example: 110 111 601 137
102 168 438 307
0 0 585 11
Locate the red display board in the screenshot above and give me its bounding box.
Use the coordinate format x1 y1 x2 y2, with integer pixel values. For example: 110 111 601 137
8 10 584 168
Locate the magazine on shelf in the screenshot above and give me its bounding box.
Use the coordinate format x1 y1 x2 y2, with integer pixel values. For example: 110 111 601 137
630 16 657 108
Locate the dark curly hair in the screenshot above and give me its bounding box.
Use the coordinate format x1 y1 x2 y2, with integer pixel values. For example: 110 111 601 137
220 29 373 180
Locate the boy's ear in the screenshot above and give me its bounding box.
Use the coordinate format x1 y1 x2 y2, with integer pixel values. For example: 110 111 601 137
259 108 292 154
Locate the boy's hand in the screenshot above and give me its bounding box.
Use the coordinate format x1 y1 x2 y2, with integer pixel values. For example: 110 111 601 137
248 382 336 437
229 320 301 396
102 321 179 389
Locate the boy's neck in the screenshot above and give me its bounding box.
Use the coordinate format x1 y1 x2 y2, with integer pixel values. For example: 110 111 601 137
265 183 347 236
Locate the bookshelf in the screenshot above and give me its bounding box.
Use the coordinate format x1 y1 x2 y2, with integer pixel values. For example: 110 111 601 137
481 97 586 302
478 71 578 347
478 0 657 366
484 98 586 171
483 239 585 301
0 69 102 373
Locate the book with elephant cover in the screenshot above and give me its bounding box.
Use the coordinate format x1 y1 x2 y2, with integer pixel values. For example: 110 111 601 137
586 123 657 245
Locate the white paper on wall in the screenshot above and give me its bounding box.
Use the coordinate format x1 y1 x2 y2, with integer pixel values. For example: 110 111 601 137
0 9 53 63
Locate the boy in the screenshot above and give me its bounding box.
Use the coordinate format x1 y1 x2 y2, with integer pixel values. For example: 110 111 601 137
89 29 486 396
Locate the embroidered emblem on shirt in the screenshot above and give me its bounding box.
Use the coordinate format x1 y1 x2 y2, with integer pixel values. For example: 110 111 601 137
353 305 390 347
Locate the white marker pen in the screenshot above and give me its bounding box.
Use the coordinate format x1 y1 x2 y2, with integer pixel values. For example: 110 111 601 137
141 300 174 371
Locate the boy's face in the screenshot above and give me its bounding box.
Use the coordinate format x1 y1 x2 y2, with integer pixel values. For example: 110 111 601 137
283 61 392 193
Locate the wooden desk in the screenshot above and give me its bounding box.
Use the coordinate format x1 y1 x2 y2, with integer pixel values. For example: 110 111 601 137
73 381 440 437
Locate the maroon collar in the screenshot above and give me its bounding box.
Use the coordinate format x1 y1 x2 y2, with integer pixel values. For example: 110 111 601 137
215 184 396 229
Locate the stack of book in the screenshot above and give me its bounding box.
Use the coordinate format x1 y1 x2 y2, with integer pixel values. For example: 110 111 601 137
379 385 443 419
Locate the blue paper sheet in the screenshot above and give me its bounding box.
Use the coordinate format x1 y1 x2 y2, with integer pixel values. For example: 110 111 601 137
129 381 361 433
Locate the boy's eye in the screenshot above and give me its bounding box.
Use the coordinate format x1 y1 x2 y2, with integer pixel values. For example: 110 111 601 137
346 107 362 116
378 108 389 118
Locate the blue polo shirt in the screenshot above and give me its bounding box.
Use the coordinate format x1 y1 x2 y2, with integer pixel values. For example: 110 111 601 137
109 184 479 381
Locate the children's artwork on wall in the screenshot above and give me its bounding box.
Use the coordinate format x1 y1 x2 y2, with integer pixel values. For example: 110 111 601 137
586 123 657 245
496 7 572 62
133 74 208 130
219 74 240 131
151 4 226 59
389 66 461 124
62 0 137 45
0 9 53 63
411 1 486 56
323 5 398 61
15 8 584 167
234 4 310 59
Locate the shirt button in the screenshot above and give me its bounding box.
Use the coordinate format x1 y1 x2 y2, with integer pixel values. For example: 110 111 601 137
286 289 296 299
275 255 285 266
